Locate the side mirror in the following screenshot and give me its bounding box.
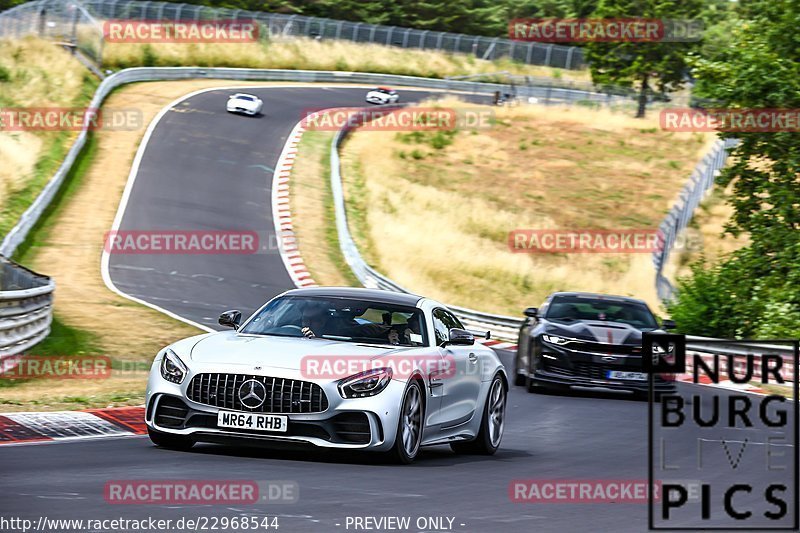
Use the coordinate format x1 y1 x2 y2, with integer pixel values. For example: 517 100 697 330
524 307 538 318
447 328 474 346
219 310 242 329
661 319 677 330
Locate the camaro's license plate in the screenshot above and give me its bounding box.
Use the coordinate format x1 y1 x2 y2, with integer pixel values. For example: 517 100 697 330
606 370 648 381
217 411 288 433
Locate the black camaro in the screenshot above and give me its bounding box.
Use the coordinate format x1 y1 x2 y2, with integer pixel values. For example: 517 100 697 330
514 292 676 397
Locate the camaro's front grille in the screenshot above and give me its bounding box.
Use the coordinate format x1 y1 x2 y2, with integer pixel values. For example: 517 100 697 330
187 373 329 414
563 341 640 355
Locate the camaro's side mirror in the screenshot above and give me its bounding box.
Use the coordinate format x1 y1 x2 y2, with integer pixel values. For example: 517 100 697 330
661 319 677 330
447 328 475 346
524 307 538 318
219 310 242 329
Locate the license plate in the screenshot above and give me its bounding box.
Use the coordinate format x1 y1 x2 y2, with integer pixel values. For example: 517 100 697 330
606 370 648 381
217 411 287 433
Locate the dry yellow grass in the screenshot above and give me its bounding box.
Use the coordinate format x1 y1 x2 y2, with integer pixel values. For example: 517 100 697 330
339 99 715 314
0 372 149 412
664 187 749 281
0 37 92 234
102 37 590 82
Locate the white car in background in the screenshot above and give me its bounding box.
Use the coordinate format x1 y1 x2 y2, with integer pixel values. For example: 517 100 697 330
226 93 263 116
365 87 399 105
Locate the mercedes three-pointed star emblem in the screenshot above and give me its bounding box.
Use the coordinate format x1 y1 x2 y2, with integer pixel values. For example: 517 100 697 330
238 379 267 409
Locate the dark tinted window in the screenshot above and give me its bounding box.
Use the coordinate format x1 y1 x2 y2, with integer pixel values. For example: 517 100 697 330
241 296 427 346
432 308 464 345
545 296 658 330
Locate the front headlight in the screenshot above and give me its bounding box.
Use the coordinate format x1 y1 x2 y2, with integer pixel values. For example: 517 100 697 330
542 334 570 346
338 367 393 399
160 349 188 384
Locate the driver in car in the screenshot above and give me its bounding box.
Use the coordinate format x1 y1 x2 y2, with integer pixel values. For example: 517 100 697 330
300 302 334 338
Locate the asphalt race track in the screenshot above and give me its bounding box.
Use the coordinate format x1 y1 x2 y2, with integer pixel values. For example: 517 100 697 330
106 86 469 329
1 86 795 533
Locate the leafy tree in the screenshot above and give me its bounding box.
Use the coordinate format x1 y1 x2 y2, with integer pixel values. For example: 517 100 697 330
668 0 800 338
585 0 703 117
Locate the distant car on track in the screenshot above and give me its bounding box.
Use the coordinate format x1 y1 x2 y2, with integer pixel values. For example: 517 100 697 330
226 93 263 116
514 292 676 398
146 287 507 463
365 87 399 105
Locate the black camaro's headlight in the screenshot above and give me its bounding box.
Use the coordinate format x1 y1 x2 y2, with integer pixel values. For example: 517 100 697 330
542 334 570 346
338 367 393 399
160 349 188 384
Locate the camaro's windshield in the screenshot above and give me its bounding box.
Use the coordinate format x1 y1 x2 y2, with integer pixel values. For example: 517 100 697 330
235 95 255 101
240 296 428 346
545 296 658 330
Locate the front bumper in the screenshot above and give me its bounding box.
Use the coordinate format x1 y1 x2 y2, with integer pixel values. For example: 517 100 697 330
227 106 258 115
529 341 676 393
145 368 406 452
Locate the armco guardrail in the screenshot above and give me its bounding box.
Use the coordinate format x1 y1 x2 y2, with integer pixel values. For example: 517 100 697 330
653 138 739 300
0 256 54 360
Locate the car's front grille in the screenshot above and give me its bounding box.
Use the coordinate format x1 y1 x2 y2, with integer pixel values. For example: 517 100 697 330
573 363 609 380
564 341 640 355
187 373 329 414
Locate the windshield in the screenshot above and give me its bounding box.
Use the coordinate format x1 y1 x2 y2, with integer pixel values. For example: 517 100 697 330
240 296 428 346
236 95 255 101
545 296 658 330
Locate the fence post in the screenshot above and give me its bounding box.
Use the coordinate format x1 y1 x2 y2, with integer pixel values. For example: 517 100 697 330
419 30 427 49
565 46 574 69
402 28 410 47
385 26 394 45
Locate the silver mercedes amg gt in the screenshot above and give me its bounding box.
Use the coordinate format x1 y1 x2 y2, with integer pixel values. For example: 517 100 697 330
145 287 508 463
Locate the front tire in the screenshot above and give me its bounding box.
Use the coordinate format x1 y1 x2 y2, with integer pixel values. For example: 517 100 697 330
389 380 424 464
450 375 506 455
148 427 194 451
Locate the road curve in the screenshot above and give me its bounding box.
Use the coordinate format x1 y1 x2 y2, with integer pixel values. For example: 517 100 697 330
105 86 457 330
1 86 793 532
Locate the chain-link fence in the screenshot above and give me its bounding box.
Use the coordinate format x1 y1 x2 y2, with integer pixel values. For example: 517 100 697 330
653 138 739 300
0 0 104 62
1 0 586 69
81 0 585 69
